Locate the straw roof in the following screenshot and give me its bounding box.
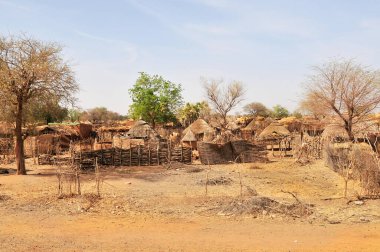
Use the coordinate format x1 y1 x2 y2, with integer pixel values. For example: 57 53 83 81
321 124 349 141
244 117 273 131
183 119 213 135
127 120 160 140
181 129 197 142
257 122 290 140
226 121 240 131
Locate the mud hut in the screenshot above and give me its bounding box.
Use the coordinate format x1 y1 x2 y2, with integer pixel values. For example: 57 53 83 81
181 129 197 149
321 124 349 143
301 117 325 136
258 122 290 141
126 120 160 141
183 119 214 141
226 121 240 134
97 120 135 143
278 117 302 133
242 117 273 140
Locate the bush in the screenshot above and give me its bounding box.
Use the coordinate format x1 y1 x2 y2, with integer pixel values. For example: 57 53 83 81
324 142 380 197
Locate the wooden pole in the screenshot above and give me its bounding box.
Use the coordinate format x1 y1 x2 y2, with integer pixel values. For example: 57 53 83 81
157 143 160 166
181 143 183 163
148 144 151 166
138 144 141 166
129 143 132 166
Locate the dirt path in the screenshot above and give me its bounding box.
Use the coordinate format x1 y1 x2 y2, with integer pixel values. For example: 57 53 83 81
1 158 380 251
1 213 380 251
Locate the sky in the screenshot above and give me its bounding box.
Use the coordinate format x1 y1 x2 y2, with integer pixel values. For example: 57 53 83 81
1 0 380 115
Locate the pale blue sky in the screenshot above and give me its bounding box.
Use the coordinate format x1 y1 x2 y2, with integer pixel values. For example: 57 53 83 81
1 0 380 115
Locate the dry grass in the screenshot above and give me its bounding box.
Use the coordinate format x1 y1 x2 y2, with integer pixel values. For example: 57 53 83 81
215 196 314 218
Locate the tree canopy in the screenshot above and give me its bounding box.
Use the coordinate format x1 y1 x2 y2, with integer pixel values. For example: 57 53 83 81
243 102 270 117
0 35 78 174
271 105 290 119
81 107 127 123
301 59 380 140
177 101 210 127
129 72 183 128
203 78 245 128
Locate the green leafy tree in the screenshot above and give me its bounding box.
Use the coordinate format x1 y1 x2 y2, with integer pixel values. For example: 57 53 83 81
129 72 183 128
291 110 303 119
67 109 82 123
177 101 209 127
271 105 289 119
26 96 68 124
243 102 270 117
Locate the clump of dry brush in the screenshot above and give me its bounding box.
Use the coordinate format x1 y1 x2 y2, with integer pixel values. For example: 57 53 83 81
215 196 313 218
325 142 380 198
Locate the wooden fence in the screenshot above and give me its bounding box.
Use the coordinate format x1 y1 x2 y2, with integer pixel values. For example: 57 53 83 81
73 143 192 169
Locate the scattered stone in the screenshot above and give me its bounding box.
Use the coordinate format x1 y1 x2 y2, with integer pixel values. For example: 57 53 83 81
360 217 370 223
328 219 341 224
354 200 364 206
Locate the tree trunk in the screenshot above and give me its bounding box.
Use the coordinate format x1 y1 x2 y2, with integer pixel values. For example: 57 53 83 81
344 120 355 141
15 100 26 175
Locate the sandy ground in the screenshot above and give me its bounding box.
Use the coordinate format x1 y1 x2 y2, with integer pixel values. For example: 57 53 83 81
1 157 380 251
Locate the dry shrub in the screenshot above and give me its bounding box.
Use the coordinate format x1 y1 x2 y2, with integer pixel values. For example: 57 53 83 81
185 166 204 173
249 165 263 170
0 194 10 201
199 176 233 186
325 142 380 197
350 144 380 196
216 196 313 218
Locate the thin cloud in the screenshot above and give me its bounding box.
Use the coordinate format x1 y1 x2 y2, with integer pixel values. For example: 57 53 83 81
74 30 139 65
0 0 31 11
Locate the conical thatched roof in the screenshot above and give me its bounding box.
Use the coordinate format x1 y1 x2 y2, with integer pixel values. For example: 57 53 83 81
181 129 197 142
244 117 273 131
321 123 349 141
226 121 240 131
183 119 213 135
127 120 160 140
258 122 290 140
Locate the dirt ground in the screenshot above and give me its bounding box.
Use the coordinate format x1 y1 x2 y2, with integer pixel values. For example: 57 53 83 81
1 157 380 251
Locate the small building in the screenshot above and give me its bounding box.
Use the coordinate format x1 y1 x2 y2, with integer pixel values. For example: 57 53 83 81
126 120 160 141
258 122 290 141
181 129 197 149
183 119 214 141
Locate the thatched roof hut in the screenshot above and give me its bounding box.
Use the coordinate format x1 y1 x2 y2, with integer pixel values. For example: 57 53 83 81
321 124 349 141
181 129 196 142
183 119 213 136
36 125 58 135
226 121 240 131
257 122 290 140
301 118 325 136
278 117 302 133
127 120 160 140
181 129 197 149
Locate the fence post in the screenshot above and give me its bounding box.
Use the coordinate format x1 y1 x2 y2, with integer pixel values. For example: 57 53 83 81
181 143 183 162
148 144 151 166
157 143 160 166
138 144 141 166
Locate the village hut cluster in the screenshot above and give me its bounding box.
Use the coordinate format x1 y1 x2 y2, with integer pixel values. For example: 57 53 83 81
1 113 380 173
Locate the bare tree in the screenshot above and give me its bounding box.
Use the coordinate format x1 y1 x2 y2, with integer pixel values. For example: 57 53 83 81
0 35 78 175
301 59 380 140
203 78 245 128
